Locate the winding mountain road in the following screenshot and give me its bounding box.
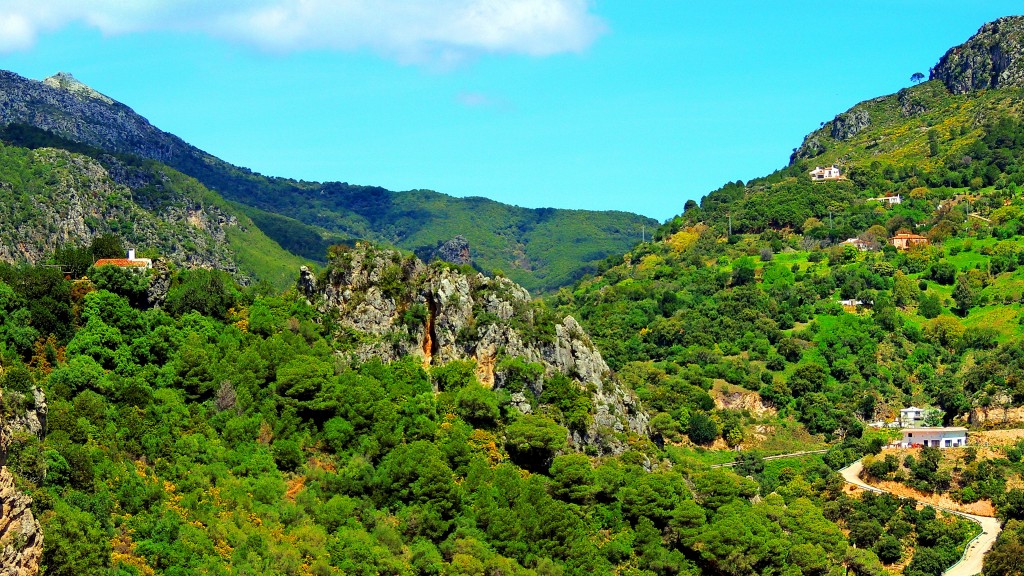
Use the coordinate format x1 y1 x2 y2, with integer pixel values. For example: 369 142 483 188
839 459 1001 576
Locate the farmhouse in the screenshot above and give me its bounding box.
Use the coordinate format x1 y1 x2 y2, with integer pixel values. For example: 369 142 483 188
809 165 842 181
900 427 967 449
94 249 153 270
890 233 929 250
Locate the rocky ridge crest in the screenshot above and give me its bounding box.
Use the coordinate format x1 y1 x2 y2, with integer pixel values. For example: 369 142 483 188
932 16 1024 94
299 244 649 452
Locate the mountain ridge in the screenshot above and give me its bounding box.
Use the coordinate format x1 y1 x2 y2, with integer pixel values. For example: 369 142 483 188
0 70 656 293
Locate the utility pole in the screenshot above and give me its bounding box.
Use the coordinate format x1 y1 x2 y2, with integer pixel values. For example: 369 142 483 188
728 212 732 236
641 224 646 243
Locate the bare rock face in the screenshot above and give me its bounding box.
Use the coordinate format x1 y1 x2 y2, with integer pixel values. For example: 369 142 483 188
0 389 46 465
932 16 1024 94
969 404 1024 425
300 243 649 452
147 260 172 308
0 467 42 576
897 87 929 117
434 235 472 266
0 375 45 576
830 108 870 141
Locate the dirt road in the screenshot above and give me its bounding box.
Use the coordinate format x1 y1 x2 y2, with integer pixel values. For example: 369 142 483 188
839 459 1001 576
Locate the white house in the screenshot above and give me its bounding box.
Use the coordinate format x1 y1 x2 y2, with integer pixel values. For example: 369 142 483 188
900 406 926 427
809 165 842 181
872 194 902 205
900 427 967 449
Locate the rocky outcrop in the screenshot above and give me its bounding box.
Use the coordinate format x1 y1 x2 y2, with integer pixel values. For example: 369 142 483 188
0 388 46 468
0 371 45 576
0 467 42 576
932 16 1024 94
42 72 114 105
968 404 1024 425
300 243 648 452
434 235 472 266
897 88 928 117
830 109 871 141
147 260 172 308
790 135 826 162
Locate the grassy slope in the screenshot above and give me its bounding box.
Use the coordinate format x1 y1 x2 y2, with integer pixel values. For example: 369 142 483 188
794 80 1023 170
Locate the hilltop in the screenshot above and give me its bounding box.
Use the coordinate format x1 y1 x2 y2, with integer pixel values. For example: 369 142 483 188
0 70 656 293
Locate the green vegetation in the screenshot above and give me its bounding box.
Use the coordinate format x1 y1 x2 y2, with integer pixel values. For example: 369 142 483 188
0 125 310 290
0 121 655 294
0 245 979 576
13 23 1024 575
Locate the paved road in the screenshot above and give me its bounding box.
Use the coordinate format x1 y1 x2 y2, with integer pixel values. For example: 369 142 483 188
839 459 1001 576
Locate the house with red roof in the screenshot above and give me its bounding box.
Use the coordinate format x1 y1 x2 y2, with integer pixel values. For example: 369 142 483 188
94 249 153 271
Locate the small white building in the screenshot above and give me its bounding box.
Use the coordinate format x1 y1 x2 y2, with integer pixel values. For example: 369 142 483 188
900 406 926 427
900 427 967 449
809 165 842 181
93 248 153 271
872 194 903 205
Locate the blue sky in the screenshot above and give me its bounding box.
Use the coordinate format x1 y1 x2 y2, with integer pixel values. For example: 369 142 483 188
0 1 1021 220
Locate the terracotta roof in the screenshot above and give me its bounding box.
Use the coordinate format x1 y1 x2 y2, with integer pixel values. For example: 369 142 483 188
891 233 927 240
902 427 967 433
94 258 149 267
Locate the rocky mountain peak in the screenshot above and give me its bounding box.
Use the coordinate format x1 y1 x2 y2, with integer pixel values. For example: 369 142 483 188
931 16 1024 94
42 71 114 105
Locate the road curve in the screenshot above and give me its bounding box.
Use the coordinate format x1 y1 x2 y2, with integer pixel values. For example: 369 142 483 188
839 459 1001 576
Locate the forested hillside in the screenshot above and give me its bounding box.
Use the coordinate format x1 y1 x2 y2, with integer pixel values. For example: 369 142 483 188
0 71 656 293
10 13 1024 576
0 244 943 576
0 125 307 289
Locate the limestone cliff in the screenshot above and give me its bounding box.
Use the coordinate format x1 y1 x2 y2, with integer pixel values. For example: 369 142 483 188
299 243 649 452
0 369 45 576
932 16 1024 94
0 467 41 576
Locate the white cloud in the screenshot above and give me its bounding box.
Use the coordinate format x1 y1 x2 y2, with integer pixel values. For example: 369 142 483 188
457 92 491 106
0 0 605 63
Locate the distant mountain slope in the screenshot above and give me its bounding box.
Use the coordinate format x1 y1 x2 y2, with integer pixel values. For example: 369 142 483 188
0 125 308 288
667 17 1024 242
0 70 656 293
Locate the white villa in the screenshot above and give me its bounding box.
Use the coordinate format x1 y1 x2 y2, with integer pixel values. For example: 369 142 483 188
900 427 967 449
809 165 842 181
872 194 903 205
900 406 926 427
